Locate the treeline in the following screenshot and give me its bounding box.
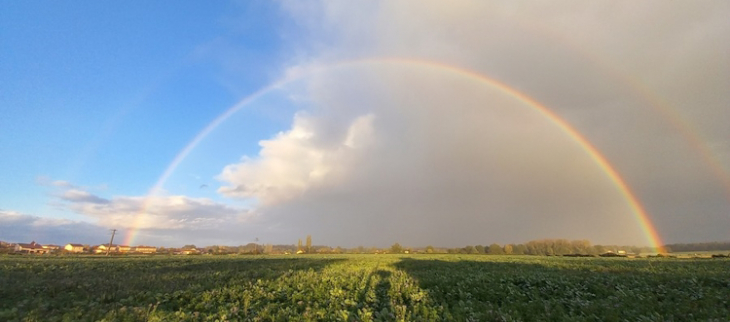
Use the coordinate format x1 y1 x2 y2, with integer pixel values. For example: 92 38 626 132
184 239 712 256
175 243 336 255
434 239 656 256
663 241 730 253
151 240 730 255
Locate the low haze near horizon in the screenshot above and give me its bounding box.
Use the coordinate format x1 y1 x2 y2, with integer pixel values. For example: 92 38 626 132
1 1 728 248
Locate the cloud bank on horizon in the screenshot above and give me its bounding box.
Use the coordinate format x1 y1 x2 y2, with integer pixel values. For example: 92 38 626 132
2 1 728 248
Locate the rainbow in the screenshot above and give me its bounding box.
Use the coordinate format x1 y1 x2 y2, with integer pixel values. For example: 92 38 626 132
124 57 666 252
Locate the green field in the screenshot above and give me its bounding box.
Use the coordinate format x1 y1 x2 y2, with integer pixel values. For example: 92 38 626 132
1 255 728 321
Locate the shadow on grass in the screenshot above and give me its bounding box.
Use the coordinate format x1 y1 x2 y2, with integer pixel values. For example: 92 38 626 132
391 257 730 321
374 270 393 314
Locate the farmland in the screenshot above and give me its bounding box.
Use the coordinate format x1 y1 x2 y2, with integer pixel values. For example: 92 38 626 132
1 255 728 321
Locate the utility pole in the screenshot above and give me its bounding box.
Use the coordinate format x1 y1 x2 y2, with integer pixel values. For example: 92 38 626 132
106 229 117 256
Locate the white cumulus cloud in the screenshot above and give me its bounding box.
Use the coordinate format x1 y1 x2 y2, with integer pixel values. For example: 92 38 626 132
218 112 376 205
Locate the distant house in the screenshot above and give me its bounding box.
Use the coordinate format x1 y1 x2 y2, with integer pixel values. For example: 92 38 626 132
14 241 48 254
43 244 61 251
180 248 200 255
94 244 112 253
94 244 132 253
64 243 85 253
132 246 156 253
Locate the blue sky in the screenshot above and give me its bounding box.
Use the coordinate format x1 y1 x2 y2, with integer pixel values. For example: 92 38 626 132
1 2 287 213
1 1 728 248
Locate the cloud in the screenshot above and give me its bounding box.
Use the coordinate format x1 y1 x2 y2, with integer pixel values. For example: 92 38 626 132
26 181 257 246
16 2 726 248
218 112 376 205
209 0 729 247
36 176 78 188
53 187 249 231
0 210 108 245
51 180 75 188
216 64 652 246
60 189 110 204
1 201 256 247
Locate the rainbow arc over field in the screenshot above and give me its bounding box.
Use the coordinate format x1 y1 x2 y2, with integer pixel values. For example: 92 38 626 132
123 58 666 252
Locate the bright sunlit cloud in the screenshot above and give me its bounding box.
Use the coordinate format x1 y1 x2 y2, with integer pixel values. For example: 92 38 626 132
217 112 376 205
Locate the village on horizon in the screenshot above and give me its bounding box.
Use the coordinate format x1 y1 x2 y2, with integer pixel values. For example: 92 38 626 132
2 236 729 258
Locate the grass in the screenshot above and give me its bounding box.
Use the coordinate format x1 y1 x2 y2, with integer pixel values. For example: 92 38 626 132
1 254 728 321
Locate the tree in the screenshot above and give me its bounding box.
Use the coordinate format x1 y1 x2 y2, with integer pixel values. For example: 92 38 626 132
306 235 312 253
475 245 485 254
297 239 303 252
488 243 504 255
464 245 477 254
513 244 526 255
593 245 606 254
554 239 571 255
390 243 403 253
183 244 197 250
425 245 435 253
571 240 592 254
503 244 514 255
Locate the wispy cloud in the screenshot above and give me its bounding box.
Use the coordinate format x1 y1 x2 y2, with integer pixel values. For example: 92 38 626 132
60 189 110 204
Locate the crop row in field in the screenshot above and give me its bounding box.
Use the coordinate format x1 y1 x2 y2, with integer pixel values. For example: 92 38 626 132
1 255 728 321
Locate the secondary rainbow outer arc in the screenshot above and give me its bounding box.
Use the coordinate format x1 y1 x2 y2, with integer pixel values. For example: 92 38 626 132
124 57 666 252
618 77 730 202
574 41 730 200
514 20 730 201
